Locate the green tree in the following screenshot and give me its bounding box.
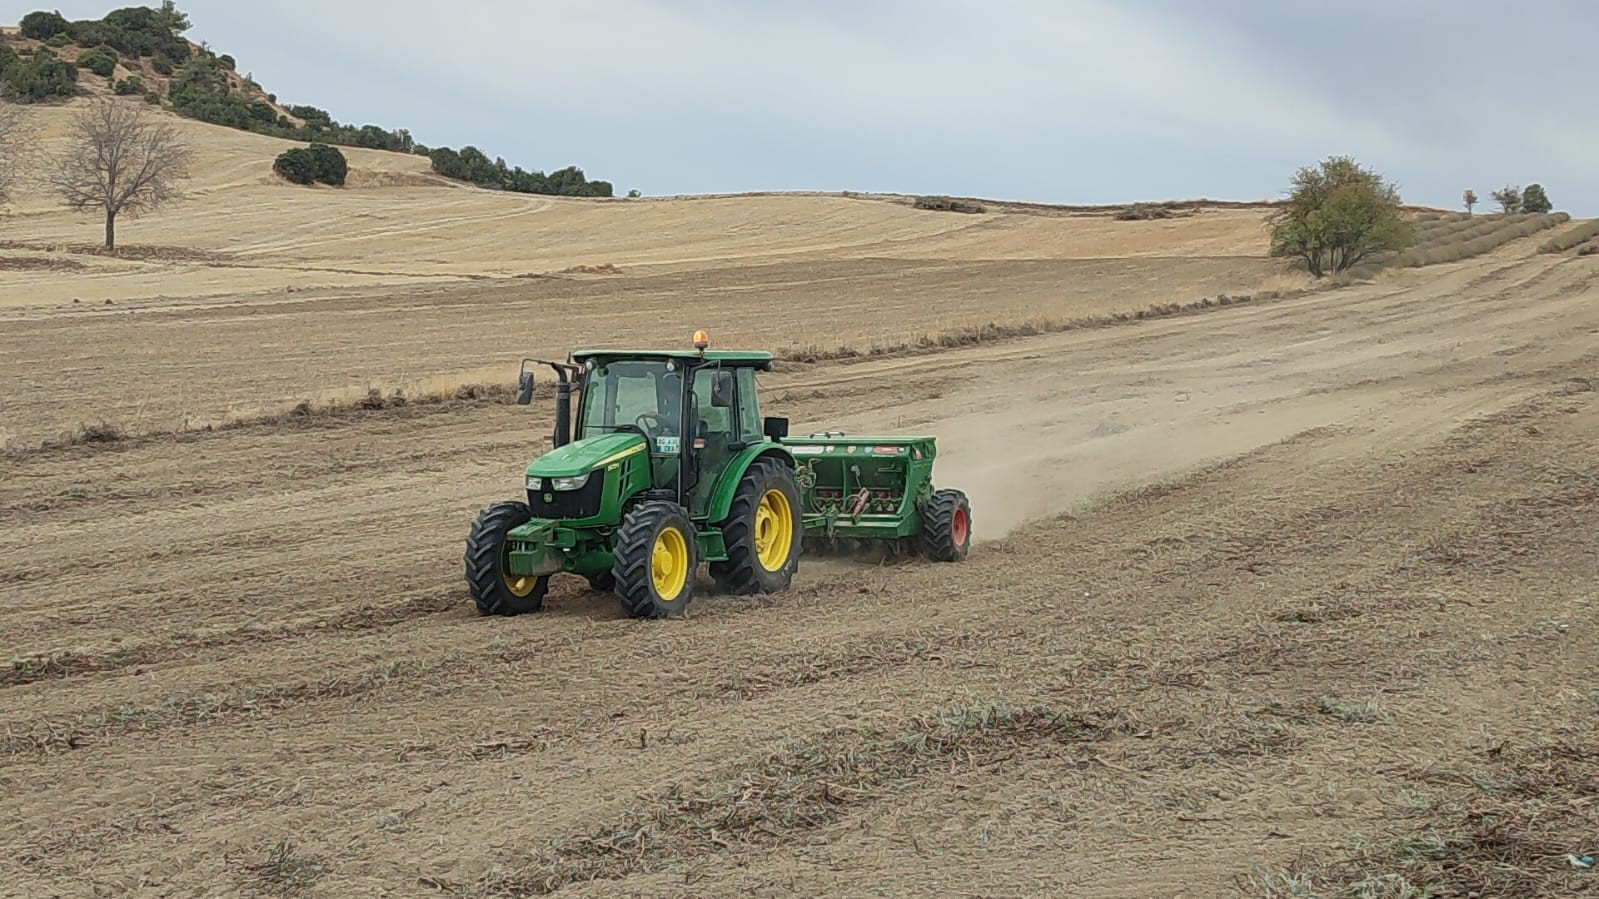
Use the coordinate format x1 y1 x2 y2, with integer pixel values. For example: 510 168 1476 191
20 10 71 40
156 1 191 34
1491 186 1521 214
1269 156 1411 277
1520 183 1552 214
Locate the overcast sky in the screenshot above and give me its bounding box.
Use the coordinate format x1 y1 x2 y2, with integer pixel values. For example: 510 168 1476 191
17 0 1599 212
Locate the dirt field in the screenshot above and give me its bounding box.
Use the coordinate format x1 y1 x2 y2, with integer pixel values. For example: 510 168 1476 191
3 196 1598 899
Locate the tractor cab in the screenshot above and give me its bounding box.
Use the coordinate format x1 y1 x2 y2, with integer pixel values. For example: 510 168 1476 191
569 347 780 519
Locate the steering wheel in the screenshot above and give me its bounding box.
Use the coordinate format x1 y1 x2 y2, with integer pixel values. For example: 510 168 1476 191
634 412 667 436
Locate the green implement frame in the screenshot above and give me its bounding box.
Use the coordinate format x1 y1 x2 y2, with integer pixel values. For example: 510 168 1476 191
785 434 938 539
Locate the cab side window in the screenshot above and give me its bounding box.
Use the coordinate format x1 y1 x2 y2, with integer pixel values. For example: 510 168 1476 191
736 368 762 442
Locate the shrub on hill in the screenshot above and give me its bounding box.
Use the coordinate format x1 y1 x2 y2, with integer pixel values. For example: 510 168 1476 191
114 74 144 95
1 47 79 102
273 143 347 187
307 143 347 186
1539 219 1599 253
23 5 191 61
77 47 119 77
427 147 613 197
273 147 317 185
914 195 984 213
1115 203 1176 221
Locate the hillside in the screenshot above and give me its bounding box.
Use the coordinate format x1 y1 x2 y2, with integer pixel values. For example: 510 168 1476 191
1 5 612 196
0 97 1293 307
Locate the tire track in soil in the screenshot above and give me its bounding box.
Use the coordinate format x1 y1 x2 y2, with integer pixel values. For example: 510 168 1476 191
469 389 1599 898
3 247 1599 895
9 379 1586 889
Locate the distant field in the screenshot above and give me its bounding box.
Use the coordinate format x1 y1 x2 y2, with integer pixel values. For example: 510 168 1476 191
0 103 1308 447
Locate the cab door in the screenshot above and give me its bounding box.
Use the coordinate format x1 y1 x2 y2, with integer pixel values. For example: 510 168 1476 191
687 367 740 518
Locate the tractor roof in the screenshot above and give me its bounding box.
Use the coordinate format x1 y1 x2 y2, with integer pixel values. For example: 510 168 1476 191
572 349 774 365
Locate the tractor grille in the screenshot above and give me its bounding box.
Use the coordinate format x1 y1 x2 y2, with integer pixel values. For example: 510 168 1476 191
529 475 605 521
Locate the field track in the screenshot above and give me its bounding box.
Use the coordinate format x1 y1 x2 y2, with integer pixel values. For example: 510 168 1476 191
3 234 1597 896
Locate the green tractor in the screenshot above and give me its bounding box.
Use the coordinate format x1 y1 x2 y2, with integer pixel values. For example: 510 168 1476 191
465 335 971 619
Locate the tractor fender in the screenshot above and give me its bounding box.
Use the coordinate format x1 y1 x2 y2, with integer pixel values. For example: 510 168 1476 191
707 444 795 524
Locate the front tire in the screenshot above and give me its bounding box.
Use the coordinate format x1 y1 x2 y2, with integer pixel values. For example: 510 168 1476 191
711 458 802 595
920 489 971 562
611 501 699 619
465 501 550 615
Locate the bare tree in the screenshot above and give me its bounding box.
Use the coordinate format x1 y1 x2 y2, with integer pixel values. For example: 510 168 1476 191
1462 189 1478 216
46 98 193 251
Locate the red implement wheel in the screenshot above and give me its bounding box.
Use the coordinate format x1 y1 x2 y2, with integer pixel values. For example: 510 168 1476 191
921 489 971 562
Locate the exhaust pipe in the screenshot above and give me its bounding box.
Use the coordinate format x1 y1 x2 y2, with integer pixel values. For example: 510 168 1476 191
554 378 573 448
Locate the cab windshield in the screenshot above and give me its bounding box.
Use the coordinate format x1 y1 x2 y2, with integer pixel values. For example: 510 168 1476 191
577 359 683 440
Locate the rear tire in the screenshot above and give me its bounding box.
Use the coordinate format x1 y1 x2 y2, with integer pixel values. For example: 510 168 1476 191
711 458 802 595
611 501 698 619
465 501 550 615
920 489 971 562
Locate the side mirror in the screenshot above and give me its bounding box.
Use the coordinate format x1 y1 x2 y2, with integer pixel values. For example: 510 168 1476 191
516 370 535 406
763 416 789 441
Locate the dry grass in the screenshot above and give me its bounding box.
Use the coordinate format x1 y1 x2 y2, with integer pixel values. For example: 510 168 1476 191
1 657 450 756
1337 213 1570 281
239 839 325 895
465 702 1126 895
1540 219 1599 254
779 287 1299 363
1238 739 1599 898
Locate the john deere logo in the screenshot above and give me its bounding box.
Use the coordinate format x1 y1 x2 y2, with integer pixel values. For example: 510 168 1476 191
543 493 554 503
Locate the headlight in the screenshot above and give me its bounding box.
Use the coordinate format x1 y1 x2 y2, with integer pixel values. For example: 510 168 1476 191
549 473 591 491
524 476 542 492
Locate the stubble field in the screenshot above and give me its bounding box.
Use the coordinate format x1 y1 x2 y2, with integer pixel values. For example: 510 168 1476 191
2 104 1597 898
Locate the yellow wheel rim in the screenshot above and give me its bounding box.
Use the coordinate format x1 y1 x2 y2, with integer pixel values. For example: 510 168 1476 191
651 526 690 599
754 489 794 572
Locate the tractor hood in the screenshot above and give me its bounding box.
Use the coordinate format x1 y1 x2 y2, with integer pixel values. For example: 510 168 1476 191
525 432 647 479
